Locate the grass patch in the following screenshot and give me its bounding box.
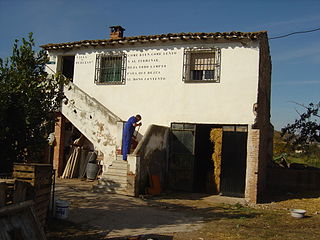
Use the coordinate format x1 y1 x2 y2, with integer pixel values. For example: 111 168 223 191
173 202 320 240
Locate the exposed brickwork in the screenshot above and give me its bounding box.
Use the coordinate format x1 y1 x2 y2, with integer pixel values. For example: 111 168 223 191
244 32 273 203
53 113 65 177
109 26 125 40
245 128 260 203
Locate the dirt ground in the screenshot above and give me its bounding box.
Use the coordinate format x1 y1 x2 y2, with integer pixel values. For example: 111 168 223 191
45 178 320 240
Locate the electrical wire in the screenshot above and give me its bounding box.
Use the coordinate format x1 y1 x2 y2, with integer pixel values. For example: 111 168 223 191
269 27 320 40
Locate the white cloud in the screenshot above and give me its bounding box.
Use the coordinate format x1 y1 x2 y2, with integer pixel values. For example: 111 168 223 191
273 80 320 86
267 15 320 28
272 43 320 62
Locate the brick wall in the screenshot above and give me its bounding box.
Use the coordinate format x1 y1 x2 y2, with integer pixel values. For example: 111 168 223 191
245 33 273 203
245 129 260 203
53 113 65 176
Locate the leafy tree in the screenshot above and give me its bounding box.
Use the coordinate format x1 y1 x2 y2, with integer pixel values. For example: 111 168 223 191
0 33 66 173
273 130 293 157
281 102 320 147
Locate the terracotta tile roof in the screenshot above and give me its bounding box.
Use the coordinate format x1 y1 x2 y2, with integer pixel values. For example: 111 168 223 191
41 31 267 50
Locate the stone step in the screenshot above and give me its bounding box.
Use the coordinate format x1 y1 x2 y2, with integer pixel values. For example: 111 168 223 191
108 167 127 174
101 173 127 183
110 161 128 168
92 156 134 196
108 163 128 170
115 155 133 162
109 159 128 168
106 168 128 176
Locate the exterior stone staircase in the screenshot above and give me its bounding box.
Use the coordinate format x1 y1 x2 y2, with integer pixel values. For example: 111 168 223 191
61 82 123 169
93 155 133 195
59 81 137 196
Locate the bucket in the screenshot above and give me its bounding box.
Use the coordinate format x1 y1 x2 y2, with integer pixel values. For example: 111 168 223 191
290 209 306 218
55 200 69 219
86 162 99 180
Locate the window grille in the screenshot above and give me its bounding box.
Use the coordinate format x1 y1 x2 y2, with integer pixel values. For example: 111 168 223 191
183 48 221 83
95 52 126 84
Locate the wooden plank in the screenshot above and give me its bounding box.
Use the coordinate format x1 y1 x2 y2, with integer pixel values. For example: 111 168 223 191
13 171 35 178
13 164 35 171
35 187 51 197
36 209 49 225
13 180 34 204
0 179 15 184
36 184 52 191
0 200 34 215
14 178 35 185
34 178 52 189
35 193 50 204
0 182 7 207
29 202 48 238
13 181 28 203
36 206 48 216
35 199 50 209
35 170 53 178
34 199 50 222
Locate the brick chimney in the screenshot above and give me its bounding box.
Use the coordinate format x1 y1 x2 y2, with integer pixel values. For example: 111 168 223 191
109 26 125 40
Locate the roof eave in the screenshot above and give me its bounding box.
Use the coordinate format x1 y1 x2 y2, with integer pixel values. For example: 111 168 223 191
40 31 268 51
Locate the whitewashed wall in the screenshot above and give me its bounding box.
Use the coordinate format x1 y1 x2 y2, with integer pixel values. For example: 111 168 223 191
48 41 260 135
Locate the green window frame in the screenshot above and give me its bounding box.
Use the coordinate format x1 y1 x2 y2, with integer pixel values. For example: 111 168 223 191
95 52 126 84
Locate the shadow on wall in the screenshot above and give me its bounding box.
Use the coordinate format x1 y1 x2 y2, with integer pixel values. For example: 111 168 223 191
134 125 170 195
266 167 320 202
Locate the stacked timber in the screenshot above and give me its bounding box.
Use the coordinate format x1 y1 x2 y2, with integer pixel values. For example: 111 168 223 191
13 163 53 227
61 147 97 179
62 134 98 179
61 146 82 178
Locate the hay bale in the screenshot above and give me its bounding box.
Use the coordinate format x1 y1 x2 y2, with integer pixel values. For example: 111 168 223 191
210 128 223 193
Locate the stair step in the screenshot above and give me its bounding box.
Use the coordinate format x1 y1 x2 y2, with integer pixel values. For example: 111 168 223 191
110 159 128 168
115 155 133 162
93 155 134 196
107 167 127 175
101 174 127 183
106 168 128 176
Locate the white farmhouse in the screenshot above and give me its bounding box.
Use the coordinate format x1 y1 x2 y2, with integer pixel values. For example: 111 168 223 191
42 26 273 203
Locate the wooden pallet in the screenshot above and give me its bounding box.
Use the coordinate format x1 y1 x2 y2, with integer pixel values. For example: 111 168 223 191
13 163 53 227
13 163 52 189
0 179 15 206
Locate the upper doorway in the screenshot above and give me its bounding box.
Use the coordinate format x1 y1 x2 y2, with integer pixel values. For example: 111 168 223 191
61 56 75 81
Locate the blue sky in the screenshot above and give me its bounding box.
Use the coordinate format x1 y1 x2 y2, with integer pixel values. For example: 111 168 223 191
1 0 319 130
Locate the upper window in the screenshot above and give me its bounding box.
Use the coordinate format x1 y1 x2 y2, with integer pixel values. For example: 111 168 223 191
183 48 221 83
95 52 126 84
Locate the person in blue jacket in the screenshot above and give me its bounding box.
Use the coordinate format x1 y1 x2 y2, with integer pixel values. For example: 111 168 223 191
122 114 142 161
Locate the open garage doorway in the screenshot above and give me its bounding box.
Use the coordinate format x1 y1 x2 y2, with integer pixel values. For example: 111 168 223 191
168 123 248 197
